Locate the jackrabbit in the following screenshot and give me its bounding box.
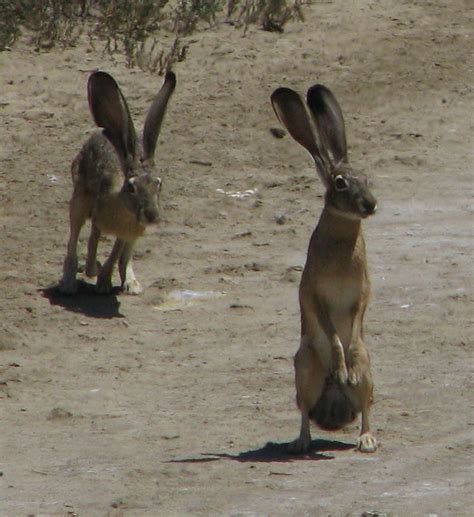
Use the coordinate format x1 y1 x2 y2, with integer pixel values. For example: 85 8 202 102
59 70 176 295
271 84 378 453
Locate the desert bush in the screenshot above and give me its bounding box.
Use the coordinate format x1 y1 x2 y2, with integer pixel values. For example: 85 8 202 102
132 35 190 75
173 0 224 34
0 0 84 50
230 0 308 34
92 0 169 66
0 0 309 71
92 0 227 71
0 1 20 49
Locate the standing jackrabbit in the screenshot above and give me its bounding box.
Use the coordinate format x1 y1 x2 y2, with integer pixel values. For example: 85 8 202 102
59 70 176 295
271 84 378 453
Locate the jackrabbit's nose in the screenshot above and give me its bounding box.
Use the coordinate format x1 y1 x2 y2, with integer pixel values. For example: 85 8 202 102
144 209 159 223
362 199 377 215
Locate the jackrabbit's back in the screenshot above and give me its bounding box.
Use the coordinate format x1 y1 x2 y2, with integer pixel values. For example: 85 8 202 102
71 132 122 198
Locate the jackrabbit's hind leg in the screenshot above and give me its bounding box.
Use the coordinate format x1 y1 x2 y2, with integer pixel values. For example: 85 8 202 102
119 241 142 295
96 238 124 294
357 377 377 453
59 196 88 294
288 412 312 455
288 340 325 454
85 222 101 278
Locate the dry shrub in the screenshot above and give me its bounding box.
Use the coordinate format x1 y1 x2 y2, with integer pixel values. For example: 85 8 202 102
0 0 309 72
0 0 84 50
228 0 308 34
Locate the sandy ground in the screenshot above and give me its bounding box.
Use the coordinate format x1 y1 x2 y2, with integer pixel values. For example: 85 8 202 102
0 0 473 515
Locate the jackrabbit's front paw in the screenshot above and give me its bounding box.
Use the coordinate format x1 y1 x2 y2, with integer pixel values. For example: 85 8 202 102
332 363 349 385
347 365 363 387
357 433 377 453
122 279 143 295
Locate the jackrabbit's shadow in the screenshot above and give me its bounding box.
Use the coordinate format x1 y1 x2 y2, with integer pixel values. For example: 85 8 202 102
41 280 123 319
168 439 355 464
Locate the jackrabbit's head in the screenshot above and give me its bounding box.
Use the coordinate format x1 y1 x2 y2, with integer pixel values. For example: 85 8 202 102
271 84 377 220
88 70 176 226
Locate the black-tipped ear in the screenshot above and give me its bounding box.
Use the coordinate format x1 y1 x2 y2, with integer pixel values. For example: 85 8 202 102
271 87 330 181
307 84 348 165
142 71 176 162
88 71 137 175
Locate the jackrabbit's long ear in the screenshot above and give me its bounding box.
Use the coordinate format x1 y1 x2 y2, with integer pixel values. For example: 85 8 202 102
271 87 330 184
142 71 176 162
88 71 138 176
306 84 348 165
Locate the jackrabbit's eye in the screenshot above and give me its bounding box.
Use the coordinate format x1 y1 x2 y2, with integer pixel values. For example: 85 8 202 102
125 180 136 194
334 175 349 192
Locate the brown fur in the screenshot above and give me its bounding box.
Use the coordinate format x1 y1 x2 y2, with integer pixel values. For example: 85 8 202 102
271 84 378 453
59 71 176 295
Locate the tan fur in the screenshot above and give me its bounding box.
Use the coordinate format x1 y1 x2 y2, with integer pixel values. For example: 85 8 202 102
94 192 146 241
292 204 377 453
271 84 378 454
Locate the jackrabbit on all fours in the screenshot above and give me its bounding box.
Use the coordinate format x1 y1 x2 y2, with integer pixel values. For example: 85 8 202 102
59 70 176 295
271 84 378 453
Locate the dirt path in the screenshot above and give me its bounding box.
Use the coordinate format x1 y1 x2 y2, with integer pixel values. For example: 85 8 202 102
1 1 473 515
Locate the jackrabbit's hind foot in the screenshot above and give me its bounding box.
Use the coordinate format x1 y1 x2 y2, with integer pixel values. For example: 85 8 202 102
288 435 311 455
85 260 101 278
95 274 113 295
57 278 78 295
122 278 143 295
357 432 377 453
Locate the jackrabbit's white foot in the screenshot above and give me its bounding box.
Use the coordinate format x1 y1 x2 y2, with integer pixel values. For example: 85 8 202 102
357 433 377 453
123 278 143 295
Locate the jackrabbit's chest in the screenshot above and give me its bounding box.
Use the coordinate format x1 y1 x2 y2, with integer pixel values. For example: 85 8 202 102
309 274 363 350
93 195 145 242
317 273 363 314
306 242 366 305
